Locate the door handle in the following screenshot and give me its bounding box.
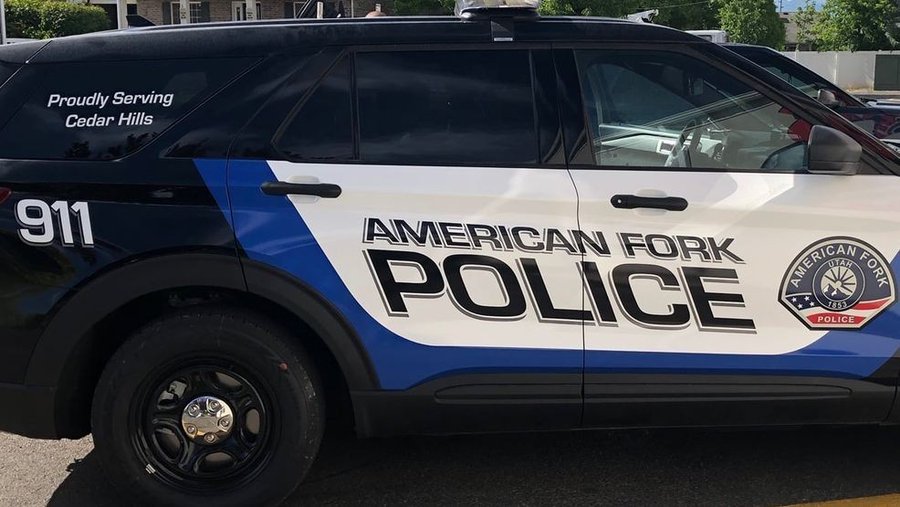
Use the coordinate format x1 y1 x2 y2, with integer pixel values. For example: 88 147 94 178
260 181 342 199
610 194 688 212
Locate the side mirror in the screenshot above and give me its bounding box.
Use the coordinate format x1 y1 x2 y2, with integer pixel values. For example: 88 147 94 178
816 89 841 108
807 125 861 175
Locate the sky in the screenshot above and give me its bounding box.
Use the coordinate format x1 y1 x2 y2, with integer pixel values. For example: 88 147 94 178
776 0 822 11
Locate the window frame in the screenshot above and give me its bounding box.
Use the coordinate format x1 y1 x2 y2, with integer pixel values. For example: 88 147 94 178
170 1 202 24
555 42 835 174
271 52 356 161
230 1 262 21
269 43 563 169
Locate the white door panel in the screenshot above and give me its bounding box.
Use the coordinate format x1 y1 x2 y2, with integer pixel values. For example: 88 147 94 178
572 169 900 356
269 161 583 351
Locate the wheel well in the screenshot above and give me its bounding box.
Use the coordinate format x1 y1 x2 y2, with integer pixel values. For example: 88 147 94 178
59 287 355 438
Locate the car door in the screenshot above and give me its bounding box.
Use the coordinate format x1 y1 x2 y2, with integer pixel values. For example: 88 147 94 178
225 46 585 432
554 45 900 428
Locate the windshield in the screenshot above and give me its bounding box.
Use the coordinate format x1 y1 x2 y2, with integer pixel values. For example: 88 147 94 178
728 46 865 108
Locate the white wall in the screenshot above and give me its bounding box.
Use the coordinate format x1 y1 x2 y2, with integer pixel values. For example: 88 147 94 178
781 51 900 92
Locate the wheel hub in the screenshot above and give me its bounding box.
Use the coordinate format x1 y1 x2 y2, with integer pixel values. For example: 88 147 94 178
181 396 234 444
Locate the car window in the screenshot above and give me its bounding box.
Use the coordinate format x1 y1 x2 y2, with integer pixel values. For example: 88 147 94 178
575 49 811 172
355 50 538 166
0 58 253 160
276 56 353 161
734 49 829 100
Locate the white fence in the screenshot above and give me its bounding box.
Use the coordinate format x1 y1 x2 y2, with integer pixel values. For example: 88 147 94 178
780 50 900 92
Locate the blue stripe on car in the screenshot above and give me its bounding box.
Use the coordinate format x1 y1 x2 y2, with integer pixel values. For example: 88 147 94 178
196 158 900 389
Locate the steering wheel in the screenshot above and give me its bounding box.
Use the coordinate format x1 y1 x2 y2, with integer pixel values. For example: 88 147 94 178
665 119 704 168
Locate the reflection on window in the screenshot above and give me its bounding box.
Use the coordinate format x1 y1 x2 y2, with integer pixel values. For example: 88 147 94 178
276 56 353 160
576 50 811 172
356 50 537 166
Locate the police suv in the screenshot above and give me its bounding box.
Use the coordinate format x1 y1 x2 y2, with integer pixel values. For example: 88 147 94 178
0 1 898 505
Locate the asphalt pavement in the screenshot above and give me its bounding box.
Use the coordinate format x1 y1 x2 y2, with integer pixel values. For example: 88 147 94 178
3 425 900 506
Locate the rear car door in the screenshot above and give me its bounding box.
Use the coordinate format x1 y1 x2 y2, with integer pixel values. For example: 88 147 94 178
224 46 585 432
554 45 900 428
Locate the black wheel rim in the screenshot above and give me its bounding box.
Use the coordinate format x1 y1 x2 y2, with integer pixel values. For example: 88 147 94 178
130 358 277 492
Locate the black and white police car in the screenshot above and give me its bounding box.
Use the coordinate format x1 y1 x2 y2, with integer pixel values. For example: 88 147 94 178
0 1 898 505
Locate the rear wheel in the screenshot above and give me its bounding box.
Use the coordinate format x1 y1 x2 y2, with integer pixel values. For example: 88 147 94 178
92 308 324 507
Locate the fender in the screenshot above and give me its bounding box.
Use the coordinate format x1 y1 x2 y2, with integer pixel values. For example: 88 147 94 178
25 251 377 438
241 258 378 390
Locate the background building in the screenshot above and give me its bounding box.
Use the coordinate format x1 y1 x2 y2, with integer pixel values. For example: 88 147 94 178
134 0 389 24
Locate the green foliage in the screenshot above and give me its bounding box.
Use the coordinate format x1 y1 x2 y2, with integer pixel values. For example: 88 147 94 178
538 0 640 17
793 0 819 49
6 0 109 39
815 0 899 51
537 0 717 28
652 0 719 30
717 0 786 49
394 0 454 15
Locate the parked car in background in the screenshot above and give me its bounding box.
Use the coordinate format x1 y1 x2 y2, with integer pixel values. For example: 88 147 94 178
688 30 728 43
724 44 900 147
4 38 38 44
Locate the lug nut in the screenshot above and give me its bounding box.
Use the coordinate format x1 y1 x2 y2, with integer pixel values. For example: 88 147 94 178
219 418 231 429
204 434 217 444
185 424 197 435
187 404 200 417
208 400 221 411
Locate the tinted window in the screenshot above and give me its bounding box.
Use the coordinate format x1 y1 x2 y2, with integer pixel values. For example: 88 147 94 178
276 56 353 161
0 58 252 160
733 49 825 97
576 50 811 172
356 50 537 165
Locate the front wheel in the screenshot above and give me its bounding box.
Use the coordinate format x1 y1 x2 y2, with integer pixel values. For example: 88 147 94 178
92 308 324 507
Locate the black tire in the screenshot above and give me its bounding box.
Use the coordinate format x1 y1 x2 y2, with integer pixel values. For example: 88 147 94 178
92 307 324 507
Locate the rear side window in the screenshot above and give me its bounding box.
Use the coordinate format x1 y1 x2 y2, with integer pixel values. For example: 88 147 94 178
275 56 353 161
355 50 537 165
0 58 252 160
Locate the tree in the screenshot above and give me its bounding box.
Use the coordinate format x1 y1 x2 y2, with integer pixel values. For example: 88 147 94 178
717 0 786 49
793 0 820 50
815 0 899 51
6 0 109 39
538 0 641 17
652 0 719 30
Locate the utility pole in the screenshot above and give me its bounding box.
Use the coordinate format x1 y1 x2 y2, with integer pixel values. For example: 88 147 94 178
117 0 128 28
0 0 6 45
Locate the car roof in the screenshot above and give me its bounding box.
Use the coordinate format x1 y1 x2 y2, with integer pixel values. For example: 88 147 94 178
721 43 774 51
0 16 704 64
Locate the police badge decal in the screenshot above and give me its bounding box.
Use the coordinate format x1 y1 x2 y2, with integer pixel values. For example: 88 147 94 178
780 237 896 330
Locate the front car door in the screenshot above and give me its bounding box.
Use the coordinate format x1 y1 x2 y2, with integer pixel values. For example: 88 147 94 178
554 44 900 428
225 45 585 434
